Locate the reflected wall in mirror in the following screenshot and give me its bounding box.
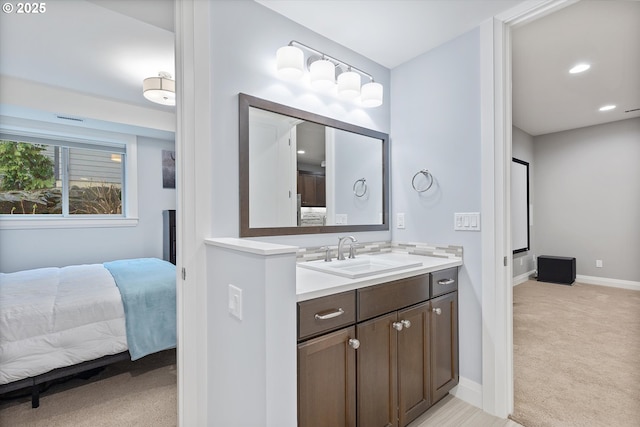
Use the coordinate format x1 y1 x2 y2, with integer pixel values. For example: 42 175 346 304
239 93 389 237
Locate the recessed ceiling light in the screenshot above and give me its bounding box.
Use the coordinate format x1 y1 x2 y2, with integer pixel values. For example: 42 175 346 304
569 63 590 74
599 105 616 112
297 150 305 154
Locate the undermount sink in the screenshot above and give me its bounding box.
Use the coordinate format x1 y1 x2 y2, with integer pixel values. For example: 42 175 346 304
298 254 423 279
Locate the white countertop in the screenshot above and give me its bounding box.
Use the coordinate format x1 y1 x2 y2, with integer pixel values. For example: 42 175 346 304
204 238 298 255
296 252 462 301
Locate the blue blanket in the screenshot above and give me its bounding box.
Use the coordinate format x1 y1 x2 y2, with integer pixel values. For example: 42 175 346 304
104 258 176 361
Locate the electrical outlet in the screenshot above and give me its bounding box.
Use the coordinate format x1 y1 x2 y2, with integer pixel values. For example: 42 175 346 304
397 213 405 229
596 260 603 268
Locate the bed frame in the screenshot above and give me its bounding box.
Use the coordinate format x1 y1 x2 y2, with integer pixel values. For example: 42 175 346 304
0 351 130 408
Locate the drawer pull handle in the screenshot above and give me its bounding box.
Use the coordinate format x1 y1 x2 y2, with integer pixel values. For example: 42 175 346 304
438 279 455 286
348 338 360 349
432 307 442 315
314 308 344 320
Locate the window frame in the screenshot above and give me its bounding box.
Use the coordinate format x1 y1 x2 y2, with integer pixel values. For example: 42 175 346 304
0 122 138 230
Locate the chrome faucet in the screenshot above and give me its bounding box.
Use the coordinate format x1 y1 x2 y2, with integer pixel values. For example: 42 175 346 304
337 236 358 260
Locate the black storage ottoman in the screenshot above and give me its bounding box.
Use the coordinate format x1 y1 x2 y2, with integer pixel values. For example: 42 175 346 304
537 256 576 285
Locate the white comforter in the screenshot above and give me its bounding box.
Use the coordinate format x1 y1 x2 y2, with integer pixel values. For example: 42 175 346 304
0 264 127 385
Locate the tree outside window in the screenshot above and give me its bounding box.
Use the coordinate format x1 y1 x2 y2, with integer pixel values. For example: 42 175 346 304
0 139 123 215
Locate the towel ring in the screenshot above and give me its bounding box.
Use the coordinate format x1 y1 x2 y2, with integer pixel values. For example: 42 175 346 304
353 178 367 197
411 169 434 193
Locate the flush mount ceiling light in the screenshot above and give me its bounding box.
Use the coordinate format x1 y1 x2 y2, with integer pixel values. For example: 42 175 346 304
599 104 616 112
276 40 383 108
143 71 175 106
569 63 591 74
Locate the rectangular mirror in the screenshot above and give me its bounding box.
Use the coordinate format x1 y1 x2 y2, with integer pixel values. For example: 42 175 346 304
239 93 389 237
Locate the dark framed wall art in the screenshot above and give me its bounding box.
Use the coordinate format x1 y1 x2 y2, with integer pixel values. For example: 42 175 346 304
162 150 175 189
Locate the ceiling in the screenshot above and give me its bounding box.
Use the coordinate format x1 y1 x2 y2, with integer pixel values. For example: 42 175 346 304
256 0 526 69
512 0 640 135
260 0 640 136
0 0 175 112
0 0 638 137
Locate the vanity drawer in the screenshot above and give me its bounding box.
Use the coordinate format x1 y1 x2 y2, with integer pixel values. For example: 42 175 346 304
430 267 458 297
298 291 356 341
357 273 430 322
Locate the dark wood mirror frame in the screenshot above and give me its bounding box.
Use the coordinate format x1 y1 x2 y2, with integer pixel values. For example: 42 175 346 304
239 93 390 237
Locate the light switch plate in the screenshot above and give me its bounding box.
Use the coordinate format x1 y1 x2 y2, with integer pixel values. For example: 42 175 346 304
335 214 348 225
228 284 243 320
397 213 405 229
454 212 481 231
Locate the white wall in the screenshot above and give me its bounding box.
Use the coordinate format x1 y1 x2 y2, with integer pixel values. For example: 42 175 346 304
209 1 391 247
0 135 176 272
390 29 483 385
333 130 383 225
534 118 640 282
512 126 535 278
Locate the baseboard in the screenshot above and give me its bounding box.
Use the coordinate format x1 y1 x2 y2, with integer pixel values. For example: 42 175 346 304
512 270 535 286
575 275 640 291
450 376 482 409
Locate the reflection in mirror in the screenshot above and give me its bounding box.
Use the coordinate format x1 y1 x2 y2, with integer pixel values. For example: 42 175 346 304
239 93 389 237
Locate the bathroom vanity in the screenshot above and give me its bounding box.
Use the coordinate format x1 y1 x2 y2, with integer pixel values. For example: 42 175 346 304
296 253 461 427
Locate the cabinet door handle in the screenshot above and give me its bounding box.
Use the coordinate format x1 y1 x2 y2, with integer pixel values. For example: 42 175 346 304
348 338 360 349
432 307 442 315
438 279 455 286
392 321 404 331
314 308 344 320
400 319 411 329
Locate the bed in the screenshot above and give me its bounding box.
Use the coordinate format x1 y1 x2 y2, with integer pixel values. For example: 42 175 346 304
0 257 176 408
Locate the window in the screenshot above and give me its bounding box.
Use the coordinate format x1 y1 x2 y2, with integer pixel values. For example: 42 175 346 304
0 138 125 215
0 127 138 229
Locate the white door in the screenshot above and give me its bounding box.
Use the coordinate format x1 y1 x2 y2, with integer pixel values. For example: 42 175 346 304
249 109 299 228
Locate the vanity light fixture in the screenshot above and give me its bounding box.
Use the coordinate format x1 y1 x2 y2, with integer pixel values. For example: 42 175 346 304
337 68 361 99
309 57 336 91
276 45 304 80
599 104 616 112
569 63 590 74
143 71 175 106
276 40 384 108
361 81 384 108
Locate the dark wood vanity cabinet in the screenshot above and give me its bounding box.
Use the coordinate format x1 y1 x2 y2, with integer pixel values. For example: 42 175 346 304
297 172 326 207
297 267 459 427
297 291 358 427
357 302 431 427
298 327 357 427
430 291 458 404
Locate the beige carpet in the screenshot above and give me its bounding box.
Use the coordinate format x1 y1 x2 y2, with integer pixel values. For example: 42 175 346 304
511 280 640 427
0 349 176 427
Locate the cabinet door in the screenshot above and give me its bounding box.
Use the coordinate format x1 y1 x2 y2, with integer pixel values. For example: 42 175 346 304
357 312 398 427
430 292 459 404
397 302 430 427
315 175 326 206
298 326 357 427
299 173 316 206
